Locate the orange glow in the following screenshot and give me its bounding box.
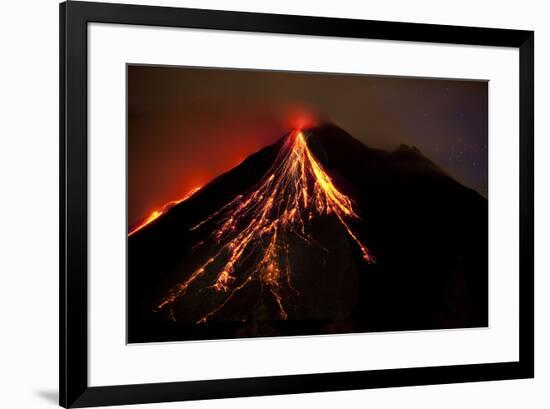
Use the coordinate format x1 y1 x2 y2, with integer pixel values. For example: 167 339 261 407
156 130 374 322
284 107 319 131
128 186 201 236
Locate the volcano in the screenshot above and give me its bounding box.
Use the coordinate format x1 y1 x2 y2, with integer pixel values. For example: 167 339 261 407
128 123 488 343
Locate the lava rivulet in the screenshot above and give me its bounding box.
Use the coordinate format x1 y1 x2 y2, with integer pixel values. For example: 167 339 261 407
128 187 202 236
156 130 374 323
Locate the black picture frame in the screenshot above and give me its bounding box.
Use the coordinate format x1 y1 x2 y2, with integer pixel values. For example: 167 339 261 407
60 1 534 407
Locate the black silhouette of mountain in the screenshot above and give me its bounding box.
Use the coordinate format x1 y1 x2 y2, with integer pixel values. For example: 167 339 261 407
128 123 487 343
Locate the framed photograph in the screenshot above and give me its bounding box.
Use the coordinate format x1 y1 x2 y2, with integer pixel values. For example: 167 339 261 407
60 1 534 407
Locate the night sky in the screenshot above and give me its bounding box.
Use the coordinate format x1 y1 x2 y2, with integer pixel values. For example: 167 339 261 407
128 65 487 226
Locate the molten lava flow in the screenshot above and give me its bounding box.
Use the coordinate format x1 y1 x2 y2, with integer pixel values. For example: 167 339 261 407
128 187 201 236
156 130 374 323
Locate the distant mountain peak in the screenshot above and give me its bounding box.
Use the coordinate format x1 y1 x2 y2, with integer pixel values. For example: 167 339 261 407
395 144 421 154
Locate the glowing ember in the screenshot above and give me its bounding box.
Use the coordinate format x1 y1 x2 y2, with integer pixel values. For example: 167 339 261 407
128 187 201 236
156 130 374 323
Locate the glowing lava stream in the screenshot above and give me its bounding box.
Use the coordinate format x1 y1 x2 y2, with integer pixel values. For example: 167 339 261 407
156 130 374 323
128 187 202 236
